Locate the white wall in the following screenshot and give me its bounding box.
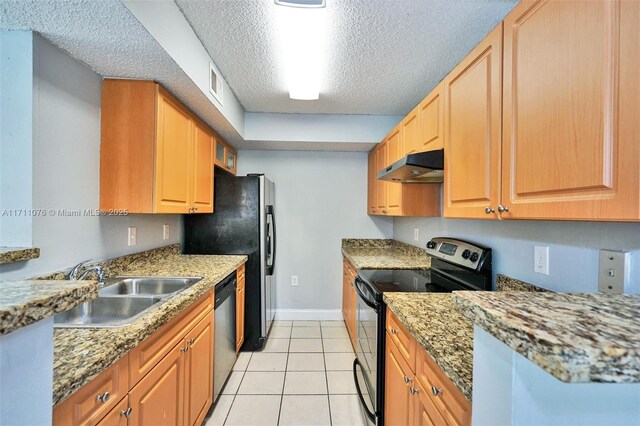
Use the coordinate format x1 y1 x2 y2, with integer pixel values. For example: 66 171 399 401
0 31 33 247
0 34 182 280
395 215 640 294
238 150 393 314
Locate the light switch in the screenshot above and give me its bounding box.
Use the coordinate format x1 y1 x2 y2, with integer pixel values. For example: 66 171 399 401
534 246 549 275
163 224 170 240
128 226 137 246
598 250 628 294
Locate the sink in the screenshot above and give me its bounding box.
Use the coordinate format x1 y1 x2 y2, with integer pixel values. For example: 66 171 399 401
54 296 162 328
99 276 203 297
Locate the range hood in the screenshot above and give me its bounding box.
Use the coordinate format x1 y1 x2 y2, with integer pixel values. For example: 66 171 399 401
377 149 444 183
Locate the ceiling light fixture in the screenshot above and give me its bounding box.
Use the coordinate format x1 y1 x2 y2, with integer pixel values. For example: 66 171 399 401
275 0 327 100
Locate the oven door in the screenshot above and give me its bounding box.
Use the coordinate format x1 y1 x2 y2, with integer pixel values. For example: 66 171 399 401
353 277 380 425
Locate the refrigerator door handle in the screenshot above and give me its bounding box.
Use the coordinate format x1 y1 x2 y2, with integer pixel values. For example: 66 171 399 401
266 205 276 276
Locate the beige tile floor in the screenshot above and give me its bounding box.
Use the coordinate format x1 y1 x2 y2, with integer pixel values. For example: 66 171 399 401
204 320 367 426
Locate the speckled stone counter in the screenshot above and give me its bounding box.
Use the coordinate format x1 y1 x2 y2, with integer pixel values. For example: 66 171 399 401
341 239 431 270
496 274 548 292
453 291 640 383
0 247 40 264
383 293 474 401
0 280 98 335
52 250 247 406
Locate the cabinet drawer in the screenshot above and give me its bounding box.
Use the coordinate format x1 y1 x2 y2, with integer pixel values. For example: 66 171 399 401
415 348 471 426
53 355 129 426
129 290 213 385
386 310 417 371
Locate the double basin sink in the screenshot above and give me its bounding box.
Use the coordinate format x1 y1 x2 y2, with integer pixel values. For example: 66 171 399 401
54 276 203 329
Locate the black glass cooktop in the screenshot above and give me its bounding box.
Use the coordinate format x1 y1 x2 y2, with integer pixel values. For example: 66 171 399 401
356 268 469 299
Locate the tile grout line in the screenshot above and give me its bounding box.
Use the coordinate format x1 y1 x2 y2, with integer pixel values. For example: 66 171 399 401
321 322 334 426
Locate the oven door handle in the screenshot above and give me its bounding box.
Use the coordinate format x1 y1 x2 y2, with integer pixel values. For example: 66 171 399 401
354 277 379 310
353 358 376 423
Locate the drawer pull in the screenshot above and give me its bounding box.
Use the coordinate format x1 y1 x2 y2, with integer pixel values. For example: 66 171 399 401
403 376 412 383
188 338 196 346
180 346 189 352
431 385 444 396
409 386 419 395
95 392 110 403
390 328 398 335
120 407 133 418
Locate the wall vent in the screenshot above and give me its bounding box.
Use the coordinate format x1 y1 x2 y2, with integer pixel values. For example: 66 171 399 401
209 62 223 105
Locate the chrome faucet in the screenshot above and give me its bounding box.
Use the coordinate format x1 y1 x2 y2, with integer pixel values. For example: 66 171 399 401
67 259 106 287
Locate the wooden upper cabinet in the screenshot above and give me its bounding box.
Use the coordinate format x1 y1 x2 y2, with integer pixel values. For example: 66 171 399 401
418 81 444 152
376 140 388 211
501 0 640 221
387 125 403 164
368 149 377 215
401 108 420 156
192 123 215 213
443 24 503 219
101 79 217 214
214 138 238 175
155 89 193 214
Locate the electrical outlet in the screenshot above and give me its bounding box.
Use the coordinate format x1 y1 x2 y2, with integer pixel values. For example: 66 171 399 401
414 227 419 241
598 250 628 294
291 275 298 287
163 224 170 240
128 226 137 246
534 245 549 275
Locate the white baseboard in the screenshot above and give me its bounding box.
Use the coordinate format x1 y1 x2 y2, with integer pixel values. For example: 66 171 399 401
275 309 343 321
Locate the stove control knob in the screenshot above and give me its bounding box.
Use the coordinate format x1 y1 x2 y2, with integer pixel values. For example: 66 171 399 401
469 252 479 262
461 249 471 259
426 241 437 249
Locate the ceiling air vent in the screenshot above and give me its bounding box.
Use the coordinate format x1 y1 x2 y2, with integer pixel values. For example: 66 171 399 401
209 62 223 105
274 0 326 8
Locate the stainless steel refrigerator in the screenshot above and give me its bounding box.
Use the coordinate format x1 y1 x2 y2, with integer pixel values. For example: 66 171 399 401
183 173 276 351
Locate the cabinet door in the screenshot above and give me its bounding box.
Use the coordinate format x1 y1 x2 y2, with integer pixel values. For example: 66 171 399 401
192 123 214 213
342 260 350 325
387 125 403 164
367 149 377 215
376 141 388 212
413 384 447 426
384 334 413 426
501 0 639 221
226 148 237 175
402 106 420 155
184 313 214 426
96 397 130 426
214 138 226 168
347 271 357 350
129 345 185 426
419 82 444 152
443 24 502 219
236 265 246 352
155 89 193 213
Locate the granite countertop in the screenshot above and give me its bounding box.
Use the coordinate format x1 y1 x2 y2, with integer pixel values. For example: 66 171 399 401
453 291 640 384
0 247 40 265
384 293 474 401
0 280 98 335
53 252 247 406
341 239 431 269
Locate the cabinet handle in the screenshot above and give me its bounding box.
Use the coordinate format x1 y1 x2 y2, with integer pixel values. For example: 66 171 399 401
95 392 110 403
409 386 420 395
180 346 189 352
382 210 388 214
403 376 413 383
431 385 444 396
188 338 195 346
194 207 198 211
120 407 132 418
498 204 509 213
484 207 495 214
390 328 398 335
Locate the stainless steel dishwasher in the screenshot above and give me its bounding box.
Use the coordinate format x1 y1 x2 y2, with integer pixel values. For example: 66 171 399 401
213 272 237 402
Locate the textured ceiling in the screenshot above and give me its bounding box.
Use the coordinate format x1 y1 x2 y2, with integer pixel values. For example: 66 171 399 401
0 0 243 145
176 0 518 115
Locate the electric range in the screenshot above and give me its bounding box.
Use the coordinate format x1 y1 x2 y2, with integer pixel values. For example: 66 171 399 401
352 237 492 426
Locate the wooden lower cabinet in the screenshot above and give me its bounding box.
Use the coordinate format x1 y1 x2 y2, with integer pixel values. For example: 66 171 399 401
385 332 414 426
385 311 471 426
236 264 246 352
129 344 185 426
342 258 357 349
54 287 221 426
